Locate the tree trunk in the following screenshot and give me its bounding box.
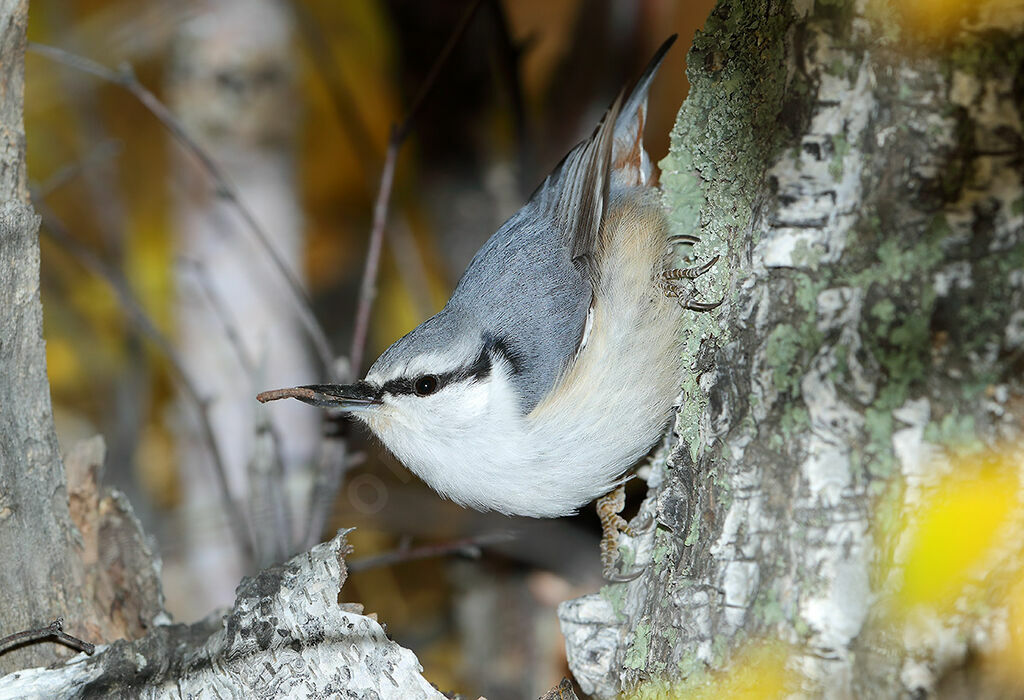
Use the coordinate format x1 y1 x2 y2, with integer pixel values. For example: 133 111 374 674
560 1 1024 697
0 0 161 675
165 0 320 618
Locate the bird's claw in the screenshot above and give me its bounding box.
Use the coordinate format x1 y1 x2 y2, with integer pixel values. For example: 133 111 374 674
603 567 646 583
663 255 719 280
597 484 651 582
669 233 701 246
661 253 723 313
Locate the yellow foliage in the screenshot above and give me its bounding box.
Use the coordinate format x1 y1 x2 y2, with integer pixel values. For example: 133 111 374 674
895 455 1019 613
626 643 794 700
894 0 1024 39
45 336 82 388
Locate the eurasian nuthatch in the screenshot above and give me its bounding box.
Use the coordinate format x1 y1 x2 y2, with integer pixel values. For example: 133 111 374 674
260 35 719 576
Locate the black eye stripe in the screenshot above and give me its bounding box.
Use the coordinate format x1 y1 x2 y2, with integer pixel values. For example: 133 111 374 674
381 378 415 396
484 334 523 375
378 335 519 397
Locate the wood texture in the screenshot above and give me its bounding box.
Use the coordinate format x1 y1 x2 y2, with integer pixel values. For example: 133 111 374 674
560 1 1024 696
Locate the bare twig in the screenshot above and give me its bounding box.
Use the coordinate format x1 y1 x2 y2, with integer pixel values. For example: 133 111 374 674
35 139 124 200
348 134 398 377
27 41 336 377
347 531 514 573
347 0 486 376
33 197 255 563
257 386 320 403
182 257 294 559
0 617 95 657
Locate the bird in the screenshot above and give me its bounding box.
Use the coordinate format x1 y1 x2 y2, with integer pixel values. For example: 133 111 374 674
258 35 720 579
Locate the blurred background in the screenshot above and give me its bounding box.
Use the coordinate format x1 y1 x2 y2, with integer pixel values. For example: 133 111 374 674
25 1 716 696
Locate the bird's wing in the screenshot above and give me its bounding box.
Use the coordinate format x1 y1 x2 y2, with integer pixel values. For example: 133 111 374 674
532 94 622 285
531 33 677 284
444 38 678 412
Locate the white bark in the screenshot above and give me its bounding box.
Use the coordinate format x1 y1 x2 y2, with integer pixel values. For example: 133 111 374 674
166 0 320 615
1 5 443 695
0 531 443 699
560 1 1024 697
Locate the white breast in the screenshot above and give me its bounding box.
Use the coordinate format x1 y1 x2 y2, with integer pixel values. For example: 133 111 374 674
363 196 684 518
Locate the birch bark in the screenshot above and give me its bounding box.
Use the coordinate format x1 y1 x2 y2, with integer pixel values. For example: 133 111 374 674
166 0 320 616
560 1 1024 697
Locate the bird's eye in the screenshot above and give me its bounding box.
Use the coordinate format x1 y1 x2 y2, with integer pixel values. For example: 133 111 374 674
414 374 439 396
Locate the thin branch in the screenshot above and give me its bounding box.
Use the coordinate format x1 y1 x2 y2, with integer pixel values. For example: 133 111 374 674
182 257 294 558
33 197 255 563
347 532 515 573
0 617 95 657
35 139 124 200
27 41 336 378
348 134 398 376
347 0 486 376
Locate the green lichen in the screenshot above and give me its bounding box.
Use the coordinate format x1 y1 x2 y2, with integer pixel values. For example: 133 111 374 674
677 651 707 679
661 0 806 462
923 410 984 456
754 588 786 626
765 325 805 396
601 583 629 623
652 531 672 565
624 619 652 670
777 406 810 447
792 237 829 269
870 299 896 326
862 407 896 477
684 510 701 546
829 133 851 181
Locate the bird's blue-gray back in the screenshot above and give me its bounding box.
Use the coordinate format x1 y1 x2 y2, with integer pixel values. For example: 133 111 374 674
369 37 677 413
366 198 589 414
447 202 592 411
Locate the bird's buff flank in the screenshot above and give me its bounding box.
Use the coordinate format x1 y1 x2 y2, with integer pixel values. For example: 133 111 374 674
259 36 721 579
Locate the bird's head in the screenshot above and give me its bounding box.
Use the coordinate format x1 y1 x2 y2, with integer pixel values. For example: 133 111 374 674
258 315 526 471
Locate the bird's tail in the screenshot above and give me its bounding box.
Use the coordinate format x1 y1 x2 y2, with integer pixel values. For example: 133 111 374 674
612 34 678 189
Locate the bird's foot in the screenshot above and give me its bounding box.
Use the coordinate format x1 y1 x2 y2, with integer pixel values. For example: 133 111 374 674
661 254 723 312
597 485 652 582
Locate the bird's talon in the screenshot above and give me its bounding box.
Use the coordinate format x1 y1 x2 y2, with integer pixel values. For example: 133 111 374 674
669 233 701 246
597 484 649 582
604 566 646 583
683 297 724 312
662 254 720 281
632 511 656 533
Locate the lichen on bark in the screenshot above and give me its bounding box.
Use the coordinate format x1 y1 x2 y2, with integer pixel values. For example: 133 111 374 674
559 1 1024 697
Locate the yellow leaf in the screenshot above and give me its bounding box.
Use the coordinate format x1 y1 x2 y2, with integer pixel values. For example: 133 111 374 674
897 457 1018 611
626 642 793 700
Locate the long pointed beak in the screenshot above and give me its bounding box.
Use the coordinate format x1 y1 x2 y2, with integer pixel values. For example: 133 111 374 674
257 382 380 411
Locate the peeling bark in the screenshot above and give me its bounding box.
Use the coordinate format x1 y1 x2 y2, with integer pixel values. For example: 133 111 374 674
560 1 1024 697
0 532 443 699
